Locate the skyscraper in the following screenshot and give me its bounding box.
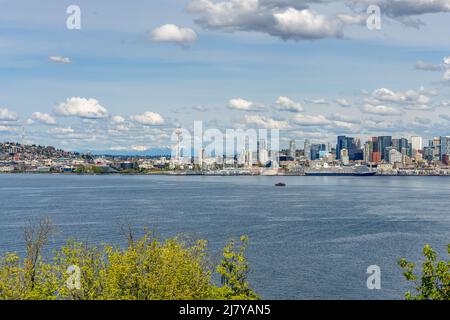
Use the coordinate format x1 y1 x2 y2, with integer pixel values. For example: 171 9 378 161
411 136 423 152
288 140 296 158
378 136 392 161
304 139 311 161
440 136 450 161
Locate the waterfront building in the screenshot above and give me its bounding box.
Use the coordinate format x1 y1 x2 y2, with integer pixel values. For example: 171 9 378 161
288 140 296 159
340 148 349 165
440 136 450 162
257 139 269 165
304 140 311 161
388 148 403 164
311 144 326 161
378 136 392 161
364 142 373 163
411 136 423 154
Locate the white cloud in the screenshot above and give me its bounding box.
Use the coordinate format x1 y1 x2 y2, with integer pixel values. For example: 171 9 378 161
292 114 331 126
228 98 260 111
0 125 17 132
443 69 450 82
150 24 197 46
0 108 19 121
55 97 108 119
193 105 209 112
335 98 351 107
244 114 289 129
444 56 450 65
49 127 75 135
111 115 126 123
361 104 403 116
188 1 354 41
273 8 344 40
49 56 71 64
131 112 165 125
31 112 57 125
276 96 304 112
115 124 130 131
369 87 433 110
415 60 443 71
131 145 150 152
305 98 328 104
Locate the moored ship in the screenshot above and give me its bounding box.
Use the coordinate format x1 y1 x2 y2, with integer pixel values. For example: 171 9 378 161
304 165 376 176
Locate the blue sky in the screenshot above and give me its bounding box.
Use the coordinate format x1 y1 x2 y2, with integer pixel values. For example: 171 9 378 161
1 0 450 152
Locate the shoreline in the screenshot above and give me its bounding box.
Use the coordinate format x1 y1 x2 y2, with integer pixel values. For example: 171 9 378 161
2 172 450 177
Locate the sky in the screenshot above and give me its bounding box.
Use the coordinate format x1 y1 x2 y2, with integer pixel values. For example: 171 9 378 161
0 0 450 153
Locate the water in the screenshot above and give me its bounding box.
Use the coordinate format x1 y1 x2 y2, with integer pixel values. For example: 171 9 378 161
0 174 449 299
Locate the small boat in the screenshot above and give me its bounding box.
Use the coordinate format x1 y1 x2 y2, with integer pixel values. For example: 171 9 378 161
275 182 286 187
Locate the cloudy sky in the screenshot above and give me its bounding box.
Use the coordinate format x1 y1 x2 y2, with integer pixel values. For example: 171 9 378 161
0 0 450 153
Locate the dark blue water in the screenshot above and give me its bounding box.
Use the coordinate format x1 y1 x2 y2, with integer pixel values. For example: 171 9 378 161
0 174 449 299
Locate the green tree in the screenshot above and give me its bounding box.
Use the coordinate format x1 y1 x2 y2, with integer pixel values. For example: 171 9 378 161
0 220 260 300
398 244 450 300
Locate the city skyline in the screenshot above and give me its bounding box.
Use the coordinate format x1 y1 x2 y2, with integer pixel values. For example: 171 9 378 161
1 1 450 153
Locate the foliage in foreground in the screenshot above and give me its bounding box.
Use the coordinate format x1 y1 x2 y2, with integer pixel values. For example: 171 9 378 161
398 244 450 300
0 219 259 300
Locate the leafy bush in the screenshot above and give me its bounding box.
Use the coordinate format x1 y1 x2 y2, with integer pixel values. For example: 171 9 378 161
398 244 450 300
0 221 259 300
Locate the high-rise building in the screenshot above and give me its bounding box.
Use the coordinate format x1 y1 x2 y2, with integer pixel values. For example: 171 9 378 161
340 148 349 165
304 140 311 161
388 148 403 164
364 141 373 163
411 136 423 152
310 144 326 160
440 136 450 161
336 136 347 160
288 140 296 158
257 139 269 165
336 136 362 160
378 136 392 161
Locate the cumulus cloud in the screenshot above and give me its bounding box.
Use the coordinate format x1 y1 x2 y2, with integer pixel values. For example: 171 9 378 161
352 0 450 18
443 69 450 82
131 145 150 152
305 98 328 104
111 115 126 123
275 96 304 112
361 104 403 116
131 112 165 125
49 56 71 64
31 112 57 125
335 98 351 107
0 108 19 121
193 105 209 112
0 125 17 132
188 0 450 40
244 114 289 129
55 97 108 119
415 60 444 71
49 127 75 135
273 8 344 40
188 0 361 41
150 24 197 46
369 87 433 110
327 113 360 124
292 114 331 126
228 98 261 111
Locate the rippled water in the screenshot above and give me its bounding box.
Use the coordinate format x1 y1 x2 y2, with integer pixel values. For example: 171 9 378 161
0 174 449 299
